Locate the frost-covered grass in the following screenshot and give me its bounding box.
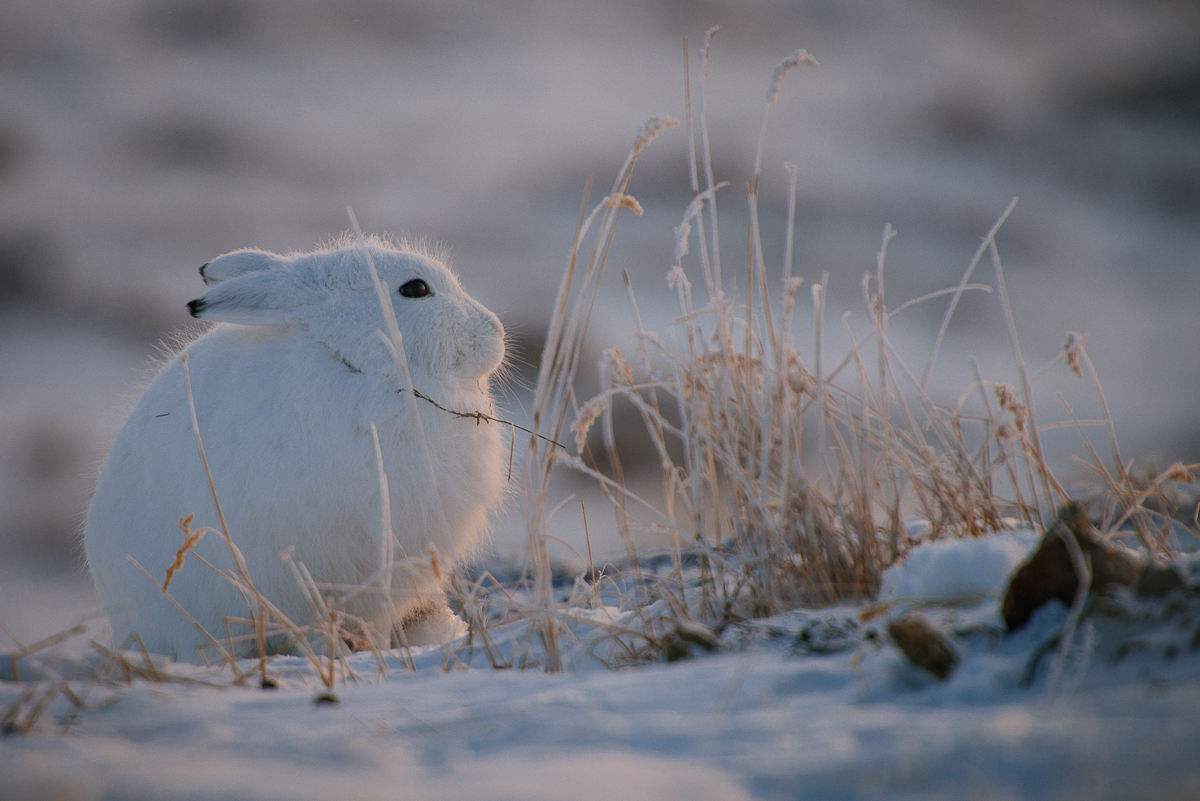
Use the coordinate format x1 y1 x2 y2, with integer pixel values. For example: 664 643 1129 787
508 30 1198 668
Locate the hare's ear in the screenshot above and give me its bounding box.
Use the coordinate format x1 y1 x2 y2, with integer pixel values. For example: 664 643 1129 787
199 249 282 287
187 267 307 326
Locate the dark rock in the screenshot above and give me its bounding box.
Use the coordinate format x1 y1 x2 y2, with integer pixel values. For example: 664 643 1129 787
791 615 861 655
664 620 718 662
673 620 718 651
1137 563 1186 598
888 616 959 680
663 639 690 663
1002 505 1143 632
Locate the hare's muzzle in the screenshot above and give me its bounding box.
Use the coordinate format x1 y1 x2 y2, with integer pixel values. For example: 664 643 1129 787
454 307 504 380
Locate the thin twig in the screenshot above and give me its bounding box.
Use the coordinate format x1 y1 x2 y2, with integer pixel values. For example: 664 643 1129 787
401 388 566 450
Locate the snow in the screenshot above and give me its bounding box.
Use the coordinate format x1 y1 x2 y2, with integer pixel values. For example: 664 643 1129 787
879 527 1041 604
5 532 1200 799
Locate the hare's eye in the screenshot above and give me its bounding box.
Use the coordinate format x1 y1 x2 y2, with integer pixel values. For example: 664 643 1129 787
398 279 431 298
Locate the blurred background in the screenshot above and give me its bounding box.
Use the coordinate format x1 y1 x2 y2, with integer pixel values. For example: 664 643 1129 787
1 0 1197 647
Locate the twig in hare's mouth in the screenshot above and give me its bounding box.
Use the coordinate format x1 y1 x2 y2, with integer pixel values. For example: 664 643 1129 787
399 387 567 451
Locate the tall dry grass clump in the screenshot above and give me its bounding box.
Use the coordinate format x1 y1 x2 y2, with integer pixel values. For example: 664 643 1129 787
520 29 1197 644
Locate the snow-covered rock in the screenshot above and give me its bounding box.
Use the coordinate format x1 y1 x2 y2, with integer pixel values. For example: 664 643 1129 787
880 530 1041 604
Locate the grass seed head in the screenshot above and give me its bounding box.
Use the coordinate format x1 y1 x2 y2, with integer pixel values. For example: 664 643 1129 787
787 353 814 396
1164 462 1194 485
674 221 692 262
993 383 1028 434
1065 332 1084 378
602 347 633 387
767 49 819 103
632 115 679 156
571 398 606 455
603 193 644 216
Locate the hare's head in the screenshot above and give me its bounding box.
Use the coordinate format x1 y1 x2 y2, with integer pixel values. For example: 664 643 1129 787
188 236 505 386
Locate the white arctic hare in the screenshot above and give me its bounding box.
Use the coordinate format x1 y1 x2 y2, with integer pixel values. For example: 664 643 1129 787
84 236 507 663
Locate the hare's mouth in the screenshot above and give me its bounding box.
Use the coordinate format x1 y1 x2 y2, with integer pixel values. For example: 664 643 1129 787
451 334 505 380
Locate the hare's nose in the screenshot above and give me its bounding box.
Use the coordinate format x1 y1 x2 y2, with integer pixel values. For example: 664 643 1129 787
486 310 504 339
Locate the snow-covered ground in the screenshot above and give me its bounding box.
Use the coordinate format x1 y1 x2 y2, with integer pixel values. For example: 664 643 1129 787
4 532 1200 800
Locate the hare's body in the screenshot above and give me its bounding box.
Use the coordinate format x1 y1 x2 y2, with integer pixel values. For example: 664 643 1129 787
85 238 506 662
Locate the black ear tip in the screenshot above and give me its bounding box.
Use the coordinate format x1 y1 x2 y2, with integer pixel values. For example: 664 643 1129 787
199 262 209 277
187 298 206 318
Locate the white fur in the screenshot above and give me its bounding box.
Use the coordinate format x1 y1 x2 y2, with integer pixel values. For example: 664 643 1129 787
84 237 506 663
